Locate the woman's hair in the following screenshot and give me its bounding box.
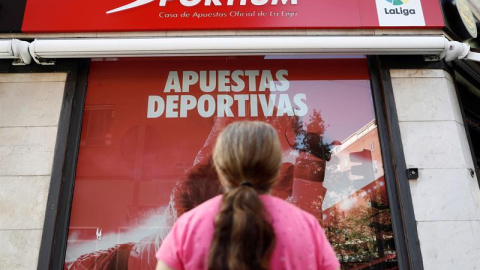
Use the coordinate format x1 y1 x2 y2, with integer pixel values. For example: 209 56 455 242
208 121 282 270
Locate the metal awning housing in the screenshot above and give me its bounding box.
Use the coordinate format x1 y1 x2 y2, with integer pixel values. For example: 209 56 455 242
1 36 479 65
0 40 14 58
29 36 451 58
0 39 32 64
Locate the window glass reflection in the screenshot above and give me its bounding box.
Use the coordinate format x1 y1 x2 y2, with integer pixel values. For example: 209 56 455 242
65 56 398 270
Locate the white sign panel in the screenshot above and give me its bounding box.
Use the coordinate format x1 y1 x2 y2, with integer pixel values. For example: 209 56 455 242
376 0 426 26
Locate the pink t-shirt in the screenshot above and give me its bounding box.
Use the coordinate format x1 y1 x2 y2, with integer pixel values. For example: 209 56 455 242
156 195 340 270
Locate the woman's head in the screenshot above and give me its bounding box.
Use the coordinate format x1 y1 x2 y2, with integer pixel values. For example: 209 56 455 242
212 121 282 193
208 121 279 270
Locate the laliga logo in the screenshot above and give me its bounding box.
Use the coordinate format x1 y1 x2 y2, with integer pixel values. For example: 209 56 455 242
383 0 415 16
385 0 409 5
107 0 297 14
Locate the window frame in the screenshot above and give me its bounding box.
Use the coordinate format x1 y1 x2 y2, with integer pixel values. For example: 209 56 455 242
31 55 426 270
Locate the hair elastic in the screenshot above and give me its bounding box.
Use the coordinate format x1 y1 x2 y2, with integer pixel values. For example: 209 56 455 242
239 181 254 188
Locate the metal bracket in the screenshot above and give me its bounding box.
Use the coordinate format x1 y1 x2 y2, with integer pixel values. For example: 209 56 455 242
32 57 56 65
37 59 56 66
11 59 28 66
424 55 441 62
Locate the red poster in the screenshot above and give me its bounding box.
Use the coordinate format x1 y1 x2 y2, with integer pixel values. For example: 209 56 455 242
22 0 443 32
66 56 397 269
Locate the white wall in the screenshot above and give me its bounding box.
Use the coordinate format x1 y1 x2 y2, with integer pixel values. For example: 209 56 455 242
391 69 480 270
0 73 66 270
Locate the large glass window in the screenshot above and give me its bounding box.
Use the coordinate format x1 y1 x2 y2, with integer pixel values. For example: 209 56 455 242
65 56 398 269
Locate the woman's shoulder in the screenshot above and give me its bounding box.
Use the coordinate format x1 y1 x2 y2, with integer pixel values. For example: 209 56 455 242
261 195 319 224
177 195 223 222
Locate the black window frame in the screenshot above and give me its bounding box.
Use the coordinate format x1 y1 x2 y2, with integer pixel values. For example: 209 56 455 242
451 59 480 188
0 59 90 270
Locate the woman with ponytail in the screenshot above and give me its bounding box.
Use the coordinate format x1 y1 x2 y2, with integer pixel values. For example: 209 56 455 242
156 121 340 270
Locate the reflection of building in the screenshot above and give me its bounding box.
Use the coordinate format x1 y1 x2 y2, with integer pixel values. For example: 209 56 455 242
323 121 396 269
324 120 383 209
1 1 480 270
324 178 396 270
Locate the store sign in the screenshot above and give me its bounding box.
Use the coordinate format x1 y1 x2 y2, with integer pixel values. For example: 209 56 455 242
375 0 426 26
146 69 308 119
20 0 444 32
107 0 298 14
441 0 477 41
457 0 477 38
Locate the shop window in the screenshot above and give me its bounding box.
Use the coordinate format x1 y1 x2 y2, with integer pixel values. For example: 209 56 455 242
65 56 398 269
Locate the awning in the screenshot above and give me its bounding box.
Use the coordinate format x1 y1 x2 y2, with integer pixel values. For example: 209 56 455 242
1 36 478 65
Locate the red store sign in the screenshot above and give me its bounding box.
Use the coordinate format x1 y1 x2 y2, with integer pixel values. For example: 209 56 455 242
21 0 444 32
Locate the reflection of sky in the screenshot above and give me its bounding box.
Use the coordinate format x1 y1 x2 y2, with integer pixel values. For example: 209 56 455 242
288 80 375 143
323 152 371 209
285 79 377 210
